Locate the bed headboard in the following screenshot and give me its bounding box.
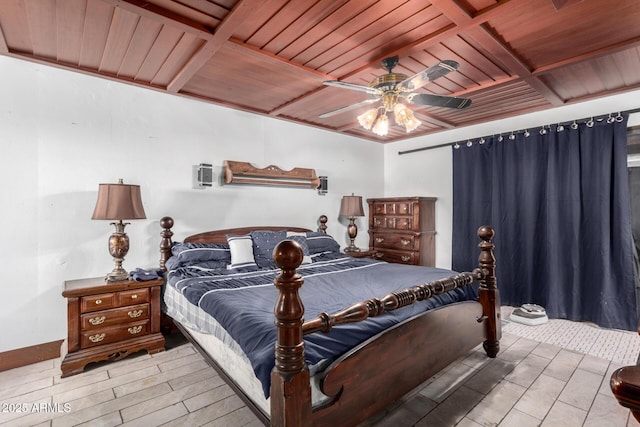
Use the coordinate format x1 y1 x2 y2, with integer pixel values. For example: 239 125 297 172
159 215 328 270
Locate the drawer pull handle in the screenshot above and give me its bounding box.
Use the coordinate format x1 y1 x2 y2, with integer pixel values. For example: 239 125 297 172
401 239 411 246
89 333 105 343
401 256 411 262
131 294 138 300
128 326 143 335
375 252 384 258
89 316 106 325
375 237 385 243
128 310 143 318
95 299 102 305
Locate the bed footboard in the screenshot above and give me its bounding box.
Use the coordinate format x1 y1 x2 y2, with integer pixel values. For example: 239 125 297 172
270 226 500 427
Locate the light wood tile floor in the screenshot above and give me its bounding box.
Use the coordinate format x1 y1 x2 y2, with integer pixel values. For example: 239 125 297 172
2 311 640 426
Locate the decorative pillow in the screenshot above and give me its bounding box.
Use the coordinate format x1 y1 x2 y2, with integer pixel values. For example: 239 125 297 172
226 235 258 269
170 242 231 266
250 230 287 269
286 232 312 264
306 231 341 255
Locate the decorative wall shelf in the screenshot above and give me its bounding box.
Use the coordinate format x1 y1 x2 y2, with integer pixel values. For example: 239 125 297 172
223 160 321 189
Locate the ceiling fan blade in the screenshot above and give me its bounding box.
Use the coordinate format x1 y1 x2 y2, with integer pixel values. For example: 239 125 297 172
398 60 460 91
323 80 379 95
410 93 472 109
318 98 380 118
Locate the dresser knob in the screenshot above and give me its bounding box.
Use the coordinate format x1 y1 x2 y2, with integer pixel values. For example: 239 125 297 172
375 252 384 258
89 333 105 343
128 326 143 335
128 310 143 318
89 316 106 325
131 294 138 300
95 299 102 305
401 239 410 246
401 256 411 262
375 237 384 243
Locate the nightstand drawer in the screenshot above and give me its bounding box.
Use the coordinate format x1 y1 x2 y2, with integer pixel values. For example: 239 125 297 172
373 249 418 265
80 320 149 349
80 303 150 330
372 233 417 250
117 288 149 306
372 202 413 215
81 293 116 313
373 216 414 230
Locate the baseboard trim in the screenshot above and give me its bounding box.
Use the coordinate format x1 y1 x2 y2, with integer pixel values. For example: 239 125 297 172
0 340 63 372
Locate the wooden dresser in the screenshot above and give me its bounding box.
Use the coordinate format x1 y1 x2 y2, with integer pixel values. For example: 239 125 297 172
60 277 165 377
367 197 436 266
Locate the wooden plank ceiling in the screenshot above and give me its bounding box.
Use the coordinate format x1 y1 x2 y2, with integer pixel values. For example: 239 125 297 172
1 0 639 143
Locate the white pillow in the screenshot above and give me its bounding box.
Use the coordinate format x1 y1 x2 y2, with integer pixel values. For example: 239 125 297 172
226 235 257 269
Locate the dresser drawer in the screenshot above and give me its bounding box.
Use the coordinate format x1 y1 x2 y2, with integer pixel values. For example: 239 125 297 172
373 249 419 265
372 201 414 216
80 303 150 330
117 288 149 306
81 293 116 313
80 320 150 349
372 233 417 250
372 216 414 230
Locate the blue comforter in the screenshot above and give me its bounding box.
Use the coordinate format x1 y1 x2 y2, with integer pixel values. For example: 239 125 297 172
167 254 478 397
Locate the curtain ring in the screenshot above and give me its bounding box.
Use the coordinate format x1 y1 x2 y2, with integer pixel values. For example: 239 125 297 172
523 129 530 137
586 117 594 127
479 137 485 144
616 112 624 122
571 120 579 130
453 142 460 149
607 113 615 124
466 140 472 147
509 132 516 140
556 123 564 132
498 134 503 142
539 126 547 135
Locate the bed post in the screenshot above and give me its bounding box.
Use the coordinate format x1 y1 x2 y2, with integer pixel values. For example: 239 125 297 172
271 240 312 427
159 216 174 271
477 225 501 357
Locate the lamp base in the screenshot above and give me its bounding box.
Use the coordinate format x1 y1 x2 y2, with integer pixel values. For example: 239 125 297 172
344 244 361 253
106 221 131 283
105 267 130 283
344 217 360 253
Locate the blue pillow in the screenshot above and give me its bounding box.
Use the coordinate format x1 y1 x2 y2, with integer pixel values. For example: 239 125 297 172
306 232 341 255
286 232 312 264
170 242 231 266
251 230 287 269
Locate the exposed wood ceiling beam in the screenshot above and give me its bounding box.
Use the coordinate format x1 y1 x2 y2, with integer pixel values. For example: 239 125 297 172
167 1 254 93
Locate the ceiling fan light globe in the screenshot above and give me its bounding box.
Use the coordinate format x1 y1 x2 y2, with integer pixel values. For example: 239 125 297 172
372 114 389 136
357 109 378 130
393 103 409 126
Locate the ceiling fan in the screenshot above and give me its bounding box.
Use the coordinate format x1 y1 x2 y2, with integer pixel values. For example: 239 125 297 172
320 56 471 136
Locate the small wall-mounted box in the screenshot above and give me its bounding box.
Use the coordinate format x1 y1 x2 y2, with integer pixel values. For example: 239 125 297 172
197 163 213 188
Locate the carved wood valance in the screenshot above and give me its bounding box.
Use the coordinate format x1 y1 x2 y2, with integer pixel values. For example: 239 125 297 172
223 160 321 189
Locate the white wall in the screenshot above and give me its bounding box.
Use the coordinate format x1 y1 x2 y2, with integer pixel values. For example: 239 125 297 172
385 91 640 268
0 56 384 352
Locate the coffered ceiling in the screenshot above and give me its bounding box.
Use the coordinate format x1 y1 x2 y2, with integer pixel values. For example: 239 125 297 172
1 0 639 142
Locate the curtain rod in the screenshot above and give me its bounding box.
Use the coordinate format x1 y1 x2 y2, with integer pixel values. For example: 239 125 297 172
398 107 640 156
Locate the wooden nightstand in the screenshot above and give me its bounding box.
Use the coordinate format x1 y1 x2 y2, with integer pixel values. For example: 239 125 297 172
60 277 165 377
344 249 376 259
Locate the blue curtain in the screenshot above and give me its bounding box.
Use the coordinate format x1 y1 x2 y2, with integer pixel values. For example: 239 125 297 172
452 115 638 331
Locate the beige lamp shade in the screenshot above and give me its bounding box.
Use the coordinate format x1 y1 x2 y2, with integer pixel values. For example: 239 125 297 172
92 180 146 220
339 195 364 218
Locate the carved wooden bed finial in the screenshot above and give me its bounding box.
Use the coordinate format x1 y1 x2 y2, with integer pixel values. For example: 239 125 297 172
159 216 174 271
271 240 312 426
477 225 500 357
318 214 328 233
